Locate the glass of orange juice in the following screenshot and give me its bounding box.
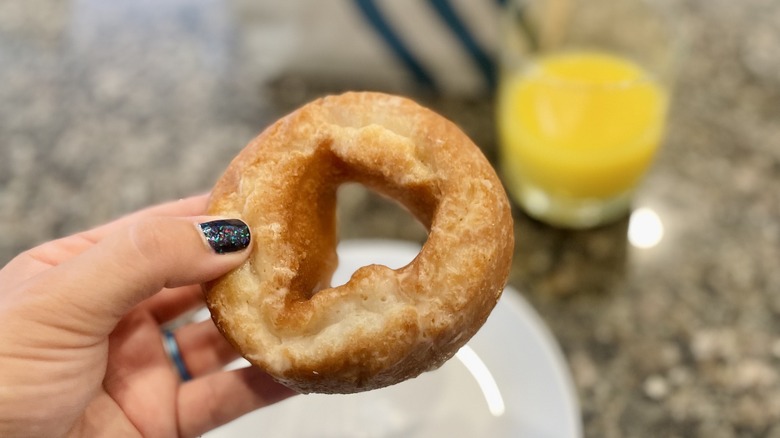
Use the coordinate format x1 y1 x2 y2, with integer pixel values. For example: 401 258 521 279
497 0 681 228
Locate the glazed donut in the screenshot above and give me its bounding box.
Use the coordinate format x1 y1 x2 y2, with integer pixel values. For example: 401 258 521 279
204 92 514 394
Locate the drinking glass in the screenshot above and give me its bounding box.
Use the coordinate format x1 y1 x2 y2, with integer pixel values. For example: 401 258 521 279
497 0 681 228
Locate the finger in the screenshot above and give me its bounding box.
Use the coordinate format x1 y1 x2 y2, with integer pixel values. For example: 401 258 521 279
33 216 252 338
173 320 241 377
177 366 297 437
138 285 205 324
0 232 100 290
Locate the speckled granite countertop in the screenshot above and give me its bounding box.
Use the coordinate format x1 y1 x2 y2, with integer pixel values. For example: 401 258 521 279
2 1 780 436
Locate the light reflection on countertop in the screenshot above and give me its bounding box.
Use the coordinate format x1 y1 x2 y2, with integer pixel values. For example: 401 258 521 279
628 207 664 249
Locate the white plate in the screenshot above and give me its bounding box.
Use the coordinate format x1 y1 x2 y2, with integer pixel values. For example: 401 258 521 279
205 240 582 438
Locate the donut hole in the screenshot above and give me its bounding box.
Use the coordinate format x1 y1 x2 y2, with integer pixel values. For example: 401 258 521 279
336 183 428 243
329 183 428 290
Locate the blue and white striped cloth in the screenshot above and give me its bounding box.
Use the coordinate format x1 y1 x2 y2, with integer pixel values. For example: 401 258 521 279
239 0 505 96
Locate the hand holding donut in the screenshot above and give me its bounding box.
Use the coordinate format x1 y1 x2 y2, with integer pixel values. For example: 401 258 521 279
0 195 295 438
0 91 514 436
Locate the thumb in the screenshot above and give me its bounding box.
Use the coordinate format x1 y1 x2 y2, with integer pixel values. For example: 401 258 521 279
45 217 251 336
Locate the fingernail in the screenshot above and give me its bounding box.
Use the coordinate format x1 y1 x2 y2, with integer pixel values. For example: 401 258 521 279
199 219 251 254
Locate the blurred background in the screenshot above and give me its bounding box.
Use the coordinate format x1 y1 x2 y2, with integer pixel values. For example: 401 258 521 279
1 0 780 436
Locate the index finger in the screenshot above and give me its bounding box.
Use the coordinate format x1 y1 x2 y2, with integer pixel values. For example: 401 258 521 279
177 366 297 437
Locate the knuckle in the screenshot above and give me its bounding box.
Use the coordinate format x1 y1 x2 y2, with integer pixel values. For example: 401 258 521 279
126 217 173 268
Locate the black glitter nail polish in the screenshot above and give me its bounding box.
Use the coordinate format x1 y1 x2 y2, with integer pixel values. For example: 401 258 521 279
199 219 251 254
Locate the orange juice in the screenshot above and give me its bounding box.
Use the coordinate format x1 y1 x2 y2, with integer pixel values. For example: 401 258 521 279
498 51 668 226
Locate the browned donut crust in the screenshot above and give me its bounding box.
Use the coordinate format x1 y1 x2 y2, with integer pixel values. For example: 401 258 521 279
205 92 514 394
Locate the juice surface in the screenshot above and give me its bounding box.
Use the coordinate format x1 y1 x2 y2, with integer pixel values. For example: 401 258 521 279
498 51 668 199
